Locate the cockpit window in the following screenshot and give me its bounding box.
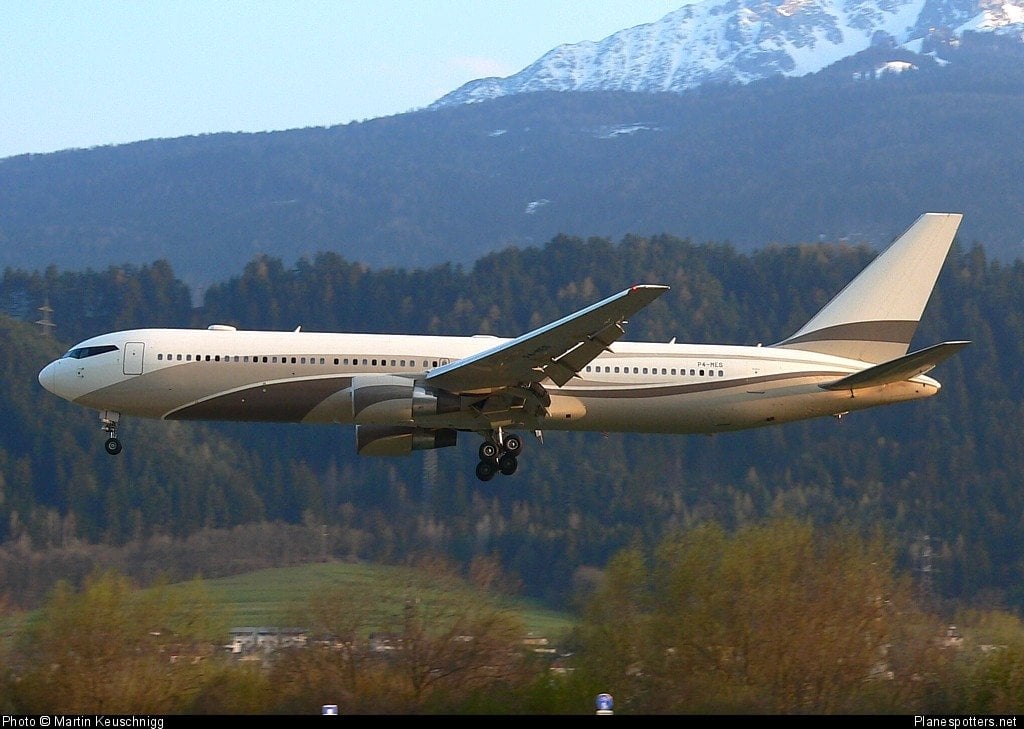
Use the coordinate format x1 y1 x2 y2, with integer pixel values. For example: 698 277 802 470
63 344 119 359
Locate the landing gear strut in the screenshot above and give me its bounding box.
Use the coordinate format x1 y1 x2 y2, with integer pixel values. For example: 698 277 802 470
100 410 122 455
475 429 523 482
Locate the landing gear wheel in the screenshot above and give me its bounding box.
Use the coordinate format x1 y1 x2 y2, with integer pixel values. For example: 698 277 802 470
503 434 523 456
476 460 497 482
99 411 122 455
479 442 500 462
498 453 518 476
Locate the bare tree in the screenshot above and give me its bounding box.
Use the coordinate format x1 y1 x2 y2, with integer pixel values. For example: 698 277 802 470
7 569 217 713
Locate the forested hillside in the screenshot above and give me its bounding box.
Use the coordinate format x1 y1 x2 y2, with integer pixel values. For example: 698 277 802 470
1 232 1022 614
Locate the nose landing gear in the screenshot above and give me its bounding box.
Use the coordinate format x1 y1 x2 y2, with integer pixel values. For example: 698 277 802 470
100 410 122 455
475 430 524 481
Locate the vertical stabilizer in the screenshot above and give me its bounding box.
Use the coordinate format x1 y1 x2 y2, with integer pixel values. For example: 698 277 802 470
772 212 962 363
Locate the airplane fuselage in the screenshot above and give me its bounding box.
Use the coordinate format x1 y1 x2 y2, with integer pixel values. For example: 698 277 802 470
38 325 940 436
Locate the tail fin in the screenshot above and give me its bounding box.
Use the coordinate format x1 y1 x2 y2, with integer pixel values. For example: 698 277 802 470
772 212 963 363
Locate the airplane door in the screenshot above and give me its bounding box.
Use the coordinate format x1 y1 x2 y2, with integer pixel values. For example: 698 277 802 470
123 342 145 375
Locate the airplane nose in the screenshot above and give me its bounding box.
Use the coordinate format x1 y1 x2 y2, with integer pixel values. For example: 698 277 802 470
38 360 58 395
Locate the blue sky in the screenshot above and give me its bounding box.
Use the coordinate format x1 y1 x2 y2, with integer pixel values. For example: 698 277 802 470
2 1 686 158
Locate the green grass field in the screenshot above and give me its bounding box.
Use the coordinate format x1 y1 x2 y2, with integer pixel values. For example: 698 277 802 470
184 561 576 638
3 561 577 653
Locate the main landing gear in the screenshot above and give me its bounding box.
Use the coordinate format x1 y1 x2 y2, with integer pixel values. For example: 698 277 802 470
475 430 523 482
100 410 122 455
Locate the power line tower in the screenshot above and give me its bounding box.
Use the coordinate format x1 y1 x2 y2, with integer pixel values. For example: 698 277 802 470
915 533 937 605
36 300 55 336
422 448 437 515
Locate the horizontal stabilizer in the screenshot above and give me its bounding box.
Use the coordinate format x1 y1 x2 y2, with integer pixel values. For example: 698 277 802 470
820 341 970 391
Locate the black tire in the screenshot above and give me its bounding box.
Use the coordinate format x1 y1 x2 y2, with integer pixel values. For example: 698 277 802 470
479 441 499 462
503 434 523 455
476 460 497 481
104 437 122 455
498 453 518 476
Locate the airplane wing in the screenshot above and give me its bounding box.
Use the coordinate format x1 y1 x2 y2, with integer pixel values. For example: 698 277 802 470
820 340 970 391
425 284 670 393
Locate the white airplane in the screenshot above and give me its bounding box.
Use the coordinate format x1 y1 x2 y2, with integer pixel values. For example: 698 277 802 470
39 213 968 482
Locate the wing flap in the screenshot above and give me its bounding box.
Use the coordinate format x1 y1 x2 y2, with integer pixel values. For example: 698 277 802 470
548 322 624 386
820 340 970 391
426 284 669 392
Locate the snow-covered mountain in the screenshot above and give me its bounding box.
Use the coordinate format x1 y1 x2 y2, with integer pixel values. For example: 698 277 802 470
431 0 1024 107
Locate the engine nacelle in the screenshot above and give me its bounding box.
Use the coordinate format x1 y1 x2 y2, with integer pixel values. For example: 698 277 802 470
356 424 458 457
351 375 462 425
351 375 414 424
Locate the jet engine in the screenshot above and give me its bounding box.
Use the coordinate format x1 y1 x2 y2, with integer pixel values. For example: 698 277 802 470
356 424 457 456
350 375 461 424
